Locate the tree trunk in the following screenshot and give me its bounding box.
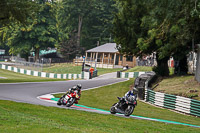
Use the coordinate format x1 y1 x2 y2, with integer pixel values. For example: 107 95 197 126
157 57 169 76
77 15 82 48
35 48 40 62
153 54 169 77
174 55 188 75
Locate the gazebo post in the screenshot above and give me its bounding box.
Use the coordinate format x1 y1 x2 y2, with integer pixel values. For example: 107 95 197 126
108 53 110 66
93 52 95 60
96 52 98 67
92 52 95 66
85 52 88 59
96 52 98 60
113 53 116 68
90 52 92 65
102 53 104 68
90 52 93 60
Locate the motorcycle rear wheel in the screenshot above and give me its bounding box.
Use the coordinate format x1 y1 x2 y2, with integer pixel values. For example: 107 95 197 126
124 105 134 116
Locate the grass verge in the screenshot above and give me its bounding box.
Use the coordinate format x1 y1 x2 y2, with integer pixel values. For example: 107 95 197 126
42 63 122 75
0 69 66 83
55 79 200 127
0 100 200 133
125 66 174 75
125 66 153 72
154 75 200 100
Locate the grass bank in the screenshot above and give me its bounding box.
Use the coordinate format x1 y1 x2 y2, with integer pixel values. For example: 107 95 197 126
0 100 199 132
126 66 153 72
125 66 199 100
125 66 174 75
55 79 200 127
42 63 122 75
154 75 200 100
0 69 66 83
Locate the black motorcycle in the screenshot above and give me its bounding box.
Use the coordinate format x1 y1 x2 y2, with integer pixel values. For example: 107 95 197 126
110 95 137 116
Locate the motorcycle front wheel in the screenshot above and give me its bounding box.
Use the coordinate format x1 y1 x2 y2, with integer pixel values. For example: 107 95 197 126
110 103 117 114
57 97 64 106
66 97 76 107
124 105 134 116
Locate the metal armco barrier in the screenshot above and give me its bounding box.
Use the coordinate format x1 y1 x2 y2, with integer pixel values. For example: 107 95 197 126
145 87 200 117
119 71 146 78
127 70 200 117
0 63 90 80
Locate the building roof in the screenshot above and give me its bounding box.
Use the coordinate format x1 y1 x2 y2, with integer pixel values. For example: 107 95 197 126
86 43 118 53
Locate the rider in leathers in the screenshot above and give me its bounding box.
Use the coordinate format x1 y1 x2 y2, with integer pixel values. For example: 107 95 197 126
64 84 82 104
123 87 138 102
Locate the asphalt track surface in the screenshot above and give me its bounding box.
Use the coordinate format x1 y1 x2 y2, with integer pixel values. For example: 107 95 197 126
0 76 127 107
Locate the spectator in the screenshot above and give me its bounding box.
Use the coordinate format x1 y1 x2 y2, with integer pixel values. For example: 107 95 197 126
89 67 94 78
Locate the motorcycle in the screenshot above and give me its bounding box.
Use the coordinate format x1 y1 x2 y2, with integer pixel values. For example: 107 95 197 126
110 95 137 116
57 90 80 107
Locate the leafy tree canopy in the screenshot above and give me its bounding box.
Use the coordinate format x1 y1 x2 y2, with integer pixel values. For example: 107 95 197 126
0 0 57 60
0 0 38 26
56 0 117 55
113 0 200 76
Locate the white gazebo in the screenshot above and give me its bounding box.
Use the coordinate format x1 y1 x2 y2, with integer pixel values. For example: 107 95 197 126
85 43 136 68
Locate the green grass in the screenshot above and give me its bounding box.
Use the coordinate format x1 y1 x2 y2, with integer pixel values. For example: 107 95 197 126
1 78 200 132
55 79 200 127
0 63 121 83
125 66 174 75
42 63 82 74
42 63 122 75
0 100 200 133
126 66 153 72
96 68 122 75
0 69 66 83
154 75 200 100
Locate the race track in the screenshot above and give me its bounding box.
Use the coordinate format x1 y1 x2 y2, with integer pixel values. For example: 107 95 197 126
0 77 127 107
0 75 200 128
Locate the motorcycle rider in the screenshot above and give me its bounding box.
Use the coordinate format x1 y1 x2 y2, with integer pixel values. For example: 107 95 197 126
123 87 138 103
64 84 82 104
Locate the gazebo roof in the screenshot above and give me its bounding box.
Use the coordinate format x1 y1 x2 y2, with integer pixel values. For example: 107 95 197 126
86 43 118 53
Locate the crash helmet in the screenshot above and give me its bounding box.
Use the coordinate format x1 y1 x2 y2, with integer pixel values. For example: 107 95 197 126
76 84 82 90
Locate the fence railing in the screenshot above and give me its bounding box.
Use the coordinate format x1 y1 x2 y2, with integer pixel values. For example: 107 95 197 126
9 57 72 72
0 56 11 61
13 60 49 72
0 63 91 80
73 57 115 68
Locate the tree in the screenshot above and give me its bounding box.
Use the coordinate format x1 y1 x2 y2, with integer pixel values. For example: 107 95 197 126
0 0 57 61
57 31 79 60
113 0 200 76
113 0 148 55
82 0 117 48
57 0 93 49
0 0 37 25
56 0 117 56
